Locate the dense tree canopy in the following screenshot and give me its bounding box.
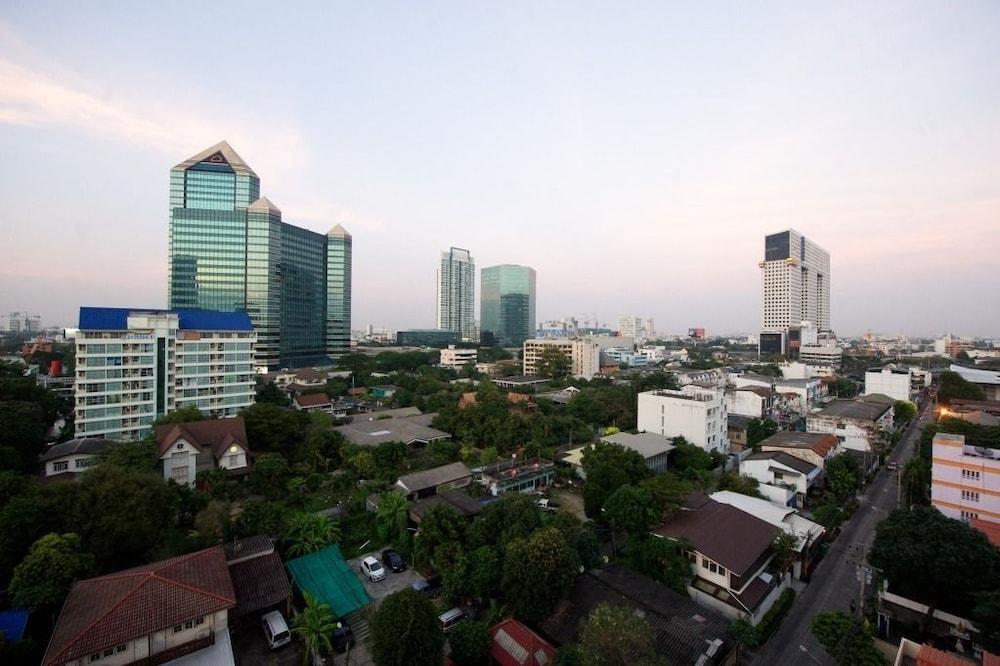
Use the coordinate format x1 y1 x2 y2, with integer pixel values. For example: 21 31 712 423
811 611 886 666
937 370 986 405
370 588 444 666
581 442 651 518
825 454 863 502
579 603 662 666
502 527 579 624
447 620 491 666
9 533 93 609
870 506 1000 616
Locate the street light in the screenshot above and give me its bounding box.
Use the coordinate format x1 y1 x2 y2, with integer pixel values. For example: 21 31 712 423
798 644 823 665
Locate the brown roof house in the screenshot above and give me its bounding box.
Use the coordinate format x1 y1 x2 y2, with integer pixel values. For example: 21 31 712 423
758 431 840 470
225 536 292 621
43 546 237 666
654 494 789 625
155 417 251 487
293 392 333 414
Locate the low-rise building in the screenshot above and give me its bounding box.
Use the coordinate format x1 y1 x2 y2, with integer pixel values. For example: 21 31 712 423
488 618 557 666
439 345 477 370
758 431 840 470
42 547 236 666
727 414 752 452
931 432 1000 524
709 491 825 580
740 450 822 508
395 462 473 500
39 438 116 478
806 399 894 452
637 386 729 453
949 364 1000 401
798 344 843 369
732 372 824 414
395 329 461 347
155 417 251 487
224 536 292 621
292 392 333 413
562 432 675 478
864 365 931 403
654 494 788 625
522 338 600 379
479 458 556 496
334 412 450 447
492 375 549 390
944 399 1000 426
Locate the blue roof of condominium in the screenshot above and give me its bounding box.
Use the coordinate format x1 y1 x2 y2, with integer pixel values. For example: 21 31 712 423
78 307 254 332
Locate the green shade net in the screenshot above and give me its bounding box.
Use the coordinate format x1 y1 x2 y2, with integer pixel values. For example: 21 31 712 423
286 544 372 617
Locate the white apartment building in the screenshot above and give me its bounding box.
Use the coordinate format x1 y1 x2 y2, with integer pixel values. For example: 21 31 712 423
637 385 729 453
931 432 1000 524
949 364 1000 401
74 307 256 441
759 230 830 358
618 315 643 339
799 344 843 369
864 365 931 403
439 345 477 370
522 338 600 378
437 247 476 341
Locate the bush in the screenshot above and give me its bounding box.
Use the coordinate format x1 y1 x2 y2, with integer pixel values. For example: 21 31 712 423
448 620 491 665
752 588 796 646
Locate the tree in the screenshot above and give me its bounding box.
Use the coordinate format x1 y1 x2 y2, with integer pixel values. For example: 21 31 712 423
376 491 409 544
292 593 338 664
413 505 466 567
448 620 491 666
900 457 930 507
464 545 502 599
870 506 1000 616
101 440 158 472
625 536 692 594
284 513 341 557
670 439 716 478
578 603 661 666
972 590 1000 654
241 402 308 457
250 453 290 498
810 611 887 665
501 527 578 624
370 588 444 666
716 473 763 498
537 346 571 380
746 418 778 449
730 619 759 663
580 442 651 518
937 371 985 405
825 454 862 502
193 500 231 543
893 401 917 424
639 473 691 519
602 485 659 549
467 494 542 551
9 533 93 609
152 406 204 426
256 381 292 407
771 531 797 576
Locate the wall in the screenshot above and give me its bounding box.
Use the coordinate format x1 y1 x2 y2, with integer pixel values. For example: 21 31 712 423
931 434 1000 523
637 389 728 452
46 453 98 476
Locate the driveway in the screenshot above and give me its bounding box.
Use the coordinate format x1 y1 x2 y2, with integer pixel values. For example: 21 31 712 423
549 488 587 522
346 552 426 605
232 625 303 666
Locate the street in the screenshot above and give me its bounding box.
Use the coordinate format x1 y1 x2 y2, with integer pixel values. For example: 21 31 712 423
748 404 933 665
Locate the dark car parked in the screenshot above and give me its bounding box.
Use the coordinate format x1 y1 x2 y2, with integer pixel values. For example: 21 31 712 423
412 575 442 598
382 548 406 573
332 620 356 653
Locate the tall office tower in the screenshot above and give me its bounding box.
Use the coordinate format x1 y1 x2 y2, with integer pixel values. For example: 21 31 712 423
480 265 536 347
437 247 475 340
759 229 831 356
74 307 256 441
169 141 352 368
618 315 643 338
7 312 41 333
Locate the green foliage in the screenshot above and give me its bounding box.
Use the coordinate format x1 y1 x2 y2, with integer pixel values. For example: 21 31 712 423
372 441 407 481
825 454 862 502
828 378 861 399
370 588 445 666
230 500 289 540
549 512 601 571
900 457 930 507
746 418 778 448
748 364 783 377
256 381 292 407
811 611 887 665
771 531 798 575
241 402 309 457
502 527 578 625
537 346 572 380
578 603 661 666
730 618 759 653
581 442 651 518
283 512 341 557
753 588 796 646
938 371 986 405
250 453 291 498
376 491 409 544
152 405 204 426
624 536 692 594
639 473 692 519
101 440 158 472
447 620 491 666
972 590 1000 654
811 499 857 530
715 472 763 498
893 400 917 423
9 533 93 608
603 485 659 539
467 494 542 552
292 593 338 663
0 401 48 473
870 506 1000 616
413 505 466 567
193 500 231 544
670 439 717 479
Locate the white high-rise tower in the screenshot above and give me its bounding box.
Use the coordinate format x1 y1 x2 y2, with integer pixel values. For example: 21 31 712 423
437 247 475 341
759 229 830 356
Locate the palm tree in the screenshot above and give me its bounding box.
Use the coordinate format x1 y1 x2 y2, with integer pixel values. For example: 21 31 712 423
377 491 409 543
730 618 759 665
284 513 341 557
292 593 338 664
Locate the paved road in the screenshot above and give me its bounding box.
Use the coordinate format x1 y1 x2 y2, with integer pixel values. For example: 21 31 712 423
749 404 933 665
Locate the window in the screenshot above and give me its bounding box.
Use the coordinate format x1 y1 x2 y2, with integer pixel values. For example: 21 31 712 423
90 654 102 662
75 458 92 469
961 510 979 522
961 469 981 481
173 625 183 633
962 490 980 503
53 460 69 472
115 645 126 654
184 617 204 629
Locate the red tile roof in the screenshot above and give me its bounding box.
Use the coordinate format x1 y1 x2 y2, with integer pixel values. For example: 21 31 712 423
43 547 236 666
489 618 556 666
154 417 248 459
917 644 976 666
972 518 1000 549
294 393 332 408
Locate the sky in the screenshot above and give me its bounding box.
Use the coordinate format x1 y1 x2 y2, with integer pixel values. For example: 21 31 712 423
1 2 999 337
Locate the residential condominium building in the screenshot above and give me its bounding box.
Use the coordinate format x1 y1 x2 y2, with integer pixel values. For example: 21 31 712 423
522 338 601 379
437 247 475 341
439 345 477 370
168 141 351 369
480 264 536 347
931 432 1000 524
74 307 256 441
637 386 729 454
759 229 831 356
618 315 643 339
864 364 931 403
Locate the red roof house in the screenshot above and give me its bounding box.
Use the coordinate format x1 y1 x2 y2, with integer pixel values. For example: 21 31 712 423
489 618 556 666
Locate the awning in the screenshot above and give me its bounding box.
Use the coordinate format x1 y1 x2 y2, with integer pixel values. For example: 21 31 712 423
286 545 372 618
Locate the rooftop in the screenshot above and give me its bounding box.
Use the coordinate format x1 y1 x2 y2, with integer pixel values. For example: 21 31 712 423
758 431 839 458
489 618 556 666
79 307 253 332
39 437 117 462
173 140 257 177
43 547 235 666
154 417 248 459
294 393 332 407
743 450 818 475
600 431 676 458
334 412 449 447
396 462 472 494
814 399 891 422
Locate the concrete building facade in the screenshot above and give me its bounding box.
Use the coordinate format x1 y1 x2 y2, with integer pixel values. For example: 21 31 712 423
437 247 475 341
637 386 729 453
931 432 1000 524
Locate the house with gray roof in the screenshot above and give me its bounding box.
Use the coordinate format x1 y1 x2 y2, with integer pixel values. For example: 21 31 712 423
395 462 472 500
806 398 893 453
334 412 449 447
39 438 117 478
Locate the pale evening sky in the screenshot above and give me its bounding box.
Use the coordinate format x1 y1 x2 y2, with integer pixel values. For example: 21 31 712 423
1 2 998 337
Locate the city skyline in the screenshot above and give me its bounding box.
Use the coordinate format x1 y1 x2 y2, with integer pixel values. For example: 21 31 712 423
2 3 1000 336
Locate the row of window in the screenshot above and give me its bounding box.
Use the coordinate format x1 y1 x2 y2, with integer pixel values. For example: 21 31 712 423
702 556 727 576
961 490 980 503
89 644 126 662
961 469 982 481
52 458 93 472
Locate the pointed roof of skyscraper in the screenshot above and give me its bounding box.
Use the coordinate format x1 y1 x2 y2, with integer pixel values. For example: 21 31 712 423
327 224 352 239
173 140 257 177
248 196 281 215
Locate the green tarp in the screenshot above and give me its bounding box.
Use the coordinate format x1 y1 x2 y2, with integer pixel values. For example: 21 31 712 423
286 544 372 618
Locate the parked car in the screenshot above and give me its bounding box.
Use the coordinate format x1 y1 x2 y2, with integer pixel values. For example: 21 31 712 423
536 498 560 513
332 620 356 653
412 575 442 598
887 461 899 471
382 548 406 573
360 555 386 582
438 607 468 632
261 611 292 650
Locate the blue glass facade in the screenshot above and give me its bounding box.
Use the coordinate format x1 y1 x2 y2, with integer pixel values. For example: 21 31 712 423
480 264 536 347
168 142 351 369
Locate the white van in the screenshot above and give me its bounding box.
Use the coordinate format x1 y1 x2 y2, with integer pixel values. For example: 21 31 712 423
438 608 468 632
261 610 292 649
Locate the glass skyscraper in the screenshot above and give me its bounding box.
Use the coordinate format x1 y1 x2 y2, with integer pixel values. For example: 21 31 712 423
437 247 475 341
169 141 352 369
480 264 536 347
